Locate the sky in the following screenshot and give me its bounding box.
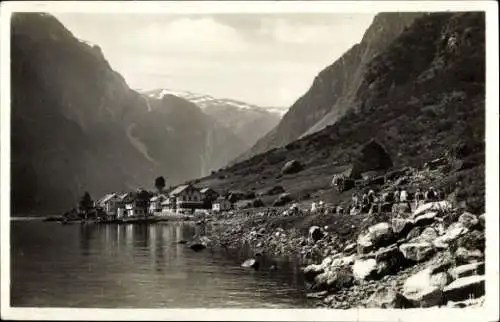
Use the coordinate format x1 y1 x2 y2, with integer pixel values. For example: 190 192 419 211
53 13 375 107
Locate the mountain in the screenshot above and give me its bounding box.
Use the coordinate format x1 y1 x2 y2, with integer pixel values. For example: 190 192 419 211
141 89 286 147
192 12 485 214
10 13 245 214
235 12 423 163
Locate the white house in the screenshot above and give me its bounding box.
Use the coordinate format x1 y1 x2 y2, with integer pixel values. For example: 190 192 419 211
212 197 232 212
169 184 203 214
96 193 120 217
149 194 168 215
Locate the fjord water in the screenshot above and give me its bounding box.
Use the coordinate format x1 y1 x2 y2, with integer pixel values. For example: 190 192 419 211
11 219 313 308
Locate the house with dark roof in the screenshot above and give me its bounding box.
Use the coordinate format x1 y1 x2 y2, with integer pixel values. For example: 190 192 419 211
200 187 219 208
168 184 203 213
149 194 168 215
212 196 232 212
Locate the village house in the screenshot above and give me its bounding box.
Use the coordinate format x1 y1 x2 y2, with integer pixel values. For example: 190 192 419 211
96 193 120 219
160 196 177 215
169 184 203 214
200 187 219 208
149 194 168 215
212 196 232 212
116 193 130 219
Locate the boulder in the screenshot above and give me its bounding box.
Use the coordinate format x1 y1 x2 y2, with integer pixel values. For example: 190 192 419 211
241 258 259 270
432 222 469 249
458 212 479 229
312 267 354 291
281 160 303 175
366 287 414 308
391 218 414 239
406 226 423 240
303 264 325 282
448 262 485 280
189 243 206 252
453 230 485 252
414 212 438 227
272 193 293 207
343 242 357 254
443 275 485 302
403 267 452 307
417 227 439 243
373 244 406 276
352 258 377 280
478 214 485 229
309 226 325 242
357 222 395 254
399 242 435 262
413 201 452 217
266 185 285 195
454 247 484 264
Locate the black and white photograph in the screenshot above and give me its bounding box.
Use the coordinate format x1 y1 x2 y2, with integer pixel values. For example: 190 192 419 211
1 1 498 321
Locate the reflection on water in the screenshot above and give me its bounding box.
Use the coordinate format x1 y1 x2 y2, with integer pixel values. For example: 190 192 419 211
11 221 314 308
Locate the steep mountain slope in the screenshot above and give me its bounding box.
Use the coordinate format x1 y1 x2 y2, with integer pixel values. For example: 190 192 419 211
193 12 485 214
236 12 423 163
10 13 245 214
141 89 286 147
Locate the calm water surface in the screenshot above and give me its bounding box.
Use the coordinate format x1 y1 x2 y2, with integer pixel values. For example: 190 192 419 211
11 219 314 308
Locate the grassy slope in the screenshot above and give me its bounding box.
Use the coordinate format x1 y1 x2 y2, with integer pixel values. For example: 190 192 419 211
190 12 485 215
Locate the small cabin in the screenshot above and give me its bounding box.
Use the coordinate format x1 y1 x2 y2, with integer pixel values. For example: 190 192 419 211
212 197 232 212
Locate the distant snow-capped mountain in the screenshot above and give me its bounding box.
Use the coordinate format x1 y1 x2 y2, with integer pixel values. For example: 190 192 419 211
139 88 287 147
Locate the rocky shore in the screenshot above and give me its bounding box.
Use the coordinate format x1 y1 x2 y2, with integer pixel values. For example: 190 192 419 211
200 201 485 309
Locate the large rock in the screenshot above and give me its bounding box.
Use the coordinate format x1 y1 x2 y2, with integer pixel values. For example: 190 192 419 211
413 201 452 217
241 258 259 270
272 193 293 207
453 230 485 252
281 160 303 175
373 244 406 276
312 267 354 291
352 258 377 280
189 243 207 252
448 262 485 280
403 267 452 307
417 227 439 243
399 242 435 262
366 287 414 308
432 222 469 249
414 212 438 227
458 212 479 229
357 222 395 254
454 247 484 264
391 218 414 239
343 242 357 254
443 275 485 302
303 264 325 282
309 226 325 242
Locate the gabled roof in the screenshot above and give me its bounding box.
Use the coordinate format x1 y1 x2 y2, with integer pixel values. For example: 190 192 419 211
117 193 130 201
214 196 229 203
97 193 118 205
151 194 168 202
169 184 195 196
200 187 216 194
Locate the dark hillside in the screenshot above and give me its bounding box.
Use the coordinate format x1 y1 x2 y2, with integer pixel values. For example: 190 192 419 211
193 12 485 214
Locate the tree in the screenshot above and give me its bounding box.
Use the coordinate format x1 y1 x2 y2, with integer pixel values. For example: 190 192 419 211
79 192 93 219
155 176 166 193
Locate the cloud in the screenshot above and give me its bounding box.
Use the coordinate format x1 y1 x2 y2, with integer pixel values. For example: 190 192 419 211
257 15 374 46
124 17 249 55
